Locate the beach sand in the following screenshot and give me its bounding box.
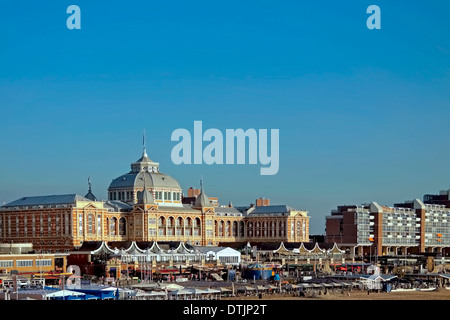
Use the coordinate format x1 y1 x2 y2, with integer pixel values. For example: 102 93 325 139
221 288 450 300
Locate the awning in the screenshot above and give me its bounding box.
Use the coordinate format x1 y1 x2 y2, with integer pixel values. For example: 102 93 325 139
202 288 221 294
169 289 194 296
186 288 208 295
46 289 86 298
147 291 167 296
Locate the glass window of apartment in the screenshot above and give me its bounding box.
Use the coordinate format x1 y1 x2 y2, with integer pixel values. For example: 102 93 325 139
36 259 52 267
0 260 13 268
17 260 33 267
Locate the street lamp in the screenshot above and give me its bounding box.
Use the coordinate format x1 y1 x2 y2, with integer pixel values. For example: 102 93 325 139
368 237 375 272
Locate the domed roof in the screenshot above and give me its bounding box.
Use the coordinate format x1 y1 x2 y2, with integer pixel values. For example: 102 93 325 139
109 147 182 191
109 171 182 190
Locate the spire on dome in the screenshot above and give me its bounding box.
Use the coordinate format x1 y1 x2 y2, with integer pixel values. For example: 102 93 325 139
143 129 148 157
84 176 97 201
130 132 160 173
193 176 211 209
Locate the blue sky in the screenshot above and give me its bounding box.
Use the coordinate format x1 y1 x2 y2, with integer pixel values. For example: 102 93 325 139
0 1 449 234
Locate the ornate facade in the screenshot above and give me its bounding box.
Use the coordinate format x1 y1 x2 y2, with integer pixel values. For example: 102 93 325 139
0 147 310 252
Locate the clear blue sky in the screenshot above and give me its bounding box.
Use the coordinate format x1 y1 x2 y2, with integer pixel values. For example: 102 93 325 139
1 1 449 234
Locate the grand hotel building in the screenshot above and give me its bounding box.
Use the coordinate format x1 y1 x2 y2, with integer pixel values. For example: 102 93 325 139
0 147 310 253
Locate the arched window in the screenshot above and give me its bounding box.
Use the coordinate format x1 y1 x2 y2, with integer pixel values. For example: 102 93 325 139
270 221 276 238
226 221 231 237
87 213 94 234
185 217 192 236
279 221 285 237
219 221 224 237
167 217 175 236
194 218 201 236
255 221 261 237
262 221 268 237
239 221 245 238
176 217 183 236
158 216 166 236
247 221 253 237
97 215 102 236
232 221 238 237
110 217 117 236
119 217 126 236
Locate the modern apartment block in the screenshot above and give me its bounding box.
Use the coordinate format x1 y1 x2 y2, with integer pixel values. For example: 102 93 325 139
326 189 450 258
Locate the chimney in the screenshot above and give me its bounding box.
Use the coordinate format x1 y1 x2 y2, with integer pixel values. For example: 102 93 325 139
188 187 201 197
256 197 270 206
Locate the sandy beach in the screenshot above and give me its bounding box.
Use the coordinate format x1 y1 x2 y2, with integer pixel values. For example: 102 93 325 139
221 288 450 300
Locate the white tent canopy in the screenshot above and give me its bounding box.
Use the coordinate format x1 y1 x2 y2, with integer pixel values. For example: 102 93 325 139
46 290 86 298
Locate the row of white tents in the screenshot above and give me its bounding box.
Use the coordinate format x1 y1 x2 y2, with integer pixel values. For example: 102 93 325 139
132 283 226 300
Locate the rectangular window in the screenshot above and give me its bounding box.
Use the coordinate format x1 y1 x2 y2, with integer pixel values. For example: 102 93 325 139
16 260 33 267
0 260 13 268
79 214 83 235
36 259 52 267
97 215 102 236
56 215 60 235
88 215 93 234
65 213 69 235
32 215 36 237
24 215 28 237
